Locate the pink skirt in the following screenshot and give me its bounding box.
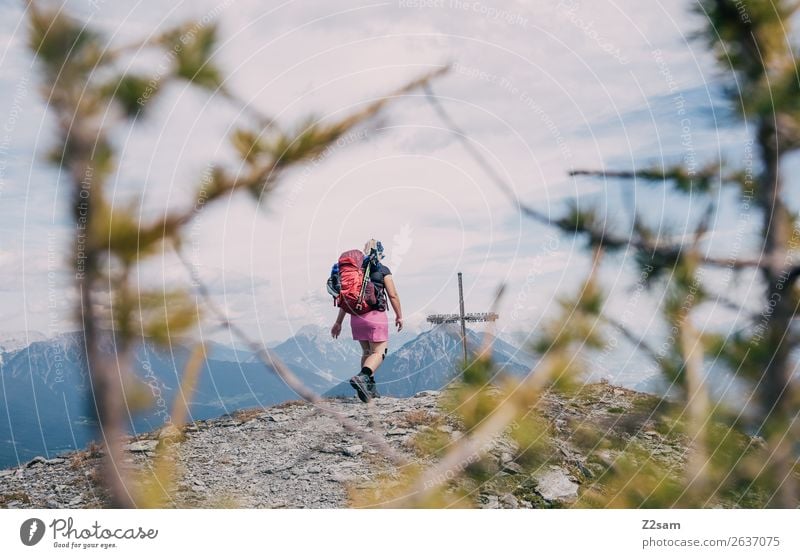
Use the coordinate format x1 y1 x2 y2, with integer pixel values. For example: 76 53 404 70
350 310 389 342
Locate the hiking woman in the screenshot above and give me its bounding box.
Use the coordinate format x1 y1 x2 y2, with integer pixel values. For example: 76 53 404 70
330 239 403 402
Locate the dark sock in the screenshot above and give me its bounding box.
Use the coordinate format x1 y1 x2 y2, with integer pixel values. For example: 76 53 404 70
360 366 373 378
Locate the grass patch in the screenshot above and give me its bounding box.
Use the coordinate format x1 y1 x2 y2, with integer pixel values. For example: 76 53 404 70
0 491 31 506
272 399 307 410
233 408 265 422
400 410 439 428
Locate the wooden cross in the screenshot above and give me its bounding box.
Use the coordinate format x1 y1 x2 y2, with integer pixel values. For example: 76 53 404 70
427 272 499 362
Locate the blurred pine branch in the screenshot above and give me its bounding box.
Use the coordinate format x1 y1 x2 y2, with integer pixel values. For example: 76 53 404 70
26 0 445 507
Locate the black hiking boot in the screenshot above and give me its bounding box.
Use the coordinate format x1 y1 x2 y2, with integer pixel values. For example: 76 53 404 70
349 372 373 403
366 373 380 398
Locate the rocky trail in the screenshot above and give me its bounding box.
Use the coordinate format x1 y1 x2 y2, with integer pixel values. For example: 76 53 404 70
1 382 699 509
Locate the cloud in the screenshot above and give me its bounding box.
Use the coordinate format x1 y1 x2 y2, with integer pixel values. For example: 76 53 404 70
0 0 746 342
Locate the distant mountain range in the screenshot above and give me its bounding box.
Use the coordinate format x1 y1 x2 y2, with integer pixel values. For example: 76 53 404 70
0 324 535 469
325 325 536 398
0 330 48 355
0 330 338 470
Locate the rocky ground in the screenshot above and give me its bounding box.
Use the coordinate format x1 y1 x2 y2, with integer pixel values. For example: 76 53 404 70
0 382 699 509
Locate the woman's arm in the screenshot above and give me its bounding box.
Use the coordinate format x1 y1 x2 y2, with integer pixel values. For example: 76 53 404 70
383 275 403 331
331 307 346 338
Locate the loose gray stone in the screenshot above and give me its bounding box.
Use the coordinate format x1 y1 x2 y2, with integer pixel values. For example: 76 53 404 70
342 445 363 457
502 462 524 474
479 494 500 509
125 440 158 453
330 470 356 483
25 456 47 468
535 468 579 503
386 428 411 436
500 493 519 508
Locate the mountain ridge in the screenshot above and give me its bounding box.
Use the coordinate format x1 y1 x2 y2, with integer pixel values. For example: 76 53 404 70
0 325 535 469
0 382 718 509
325 323 537 398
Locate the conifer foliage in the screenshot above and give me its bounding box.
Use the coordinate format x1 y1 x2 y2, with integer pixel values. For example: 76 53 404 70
363 0 800 508
26 0 443 507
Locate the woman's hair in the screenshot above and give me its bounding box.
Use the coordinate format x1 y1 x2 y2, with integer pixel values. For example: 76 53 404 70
363 239 378 253
363 238 384 260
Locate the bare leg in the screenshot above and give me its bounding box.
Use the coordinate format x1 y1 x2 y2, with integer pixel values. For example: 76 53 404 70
363 341 388 374
358 341 371 368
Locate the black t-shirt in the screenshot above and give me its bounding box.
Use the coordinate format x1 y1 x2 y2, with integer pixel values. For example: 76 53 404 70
364 261 391 310
368 263 391 287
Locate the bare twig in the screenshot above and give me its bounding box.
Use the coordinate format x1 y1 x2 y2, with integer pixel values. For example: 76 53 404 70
422 83 550 227
150 66 452 235
600 314 660 364
169 343 206 429
139 343 207 507
677 318 712 500
394 353 556 508
708 290 758 319
423 85 761 271
78 282 136 508
477 283 507 362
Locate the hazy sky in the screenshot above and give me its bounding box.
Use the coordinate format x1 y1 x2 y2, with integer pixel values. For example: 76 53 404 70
0 0 757 349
